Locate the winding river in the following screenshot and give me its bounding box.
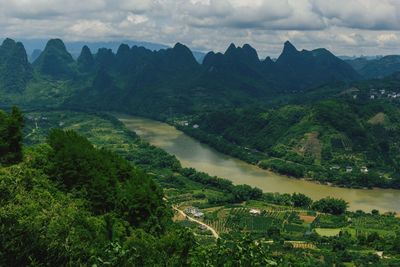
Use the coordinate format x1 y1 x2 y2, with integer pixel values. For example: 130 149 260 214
117 114 400 213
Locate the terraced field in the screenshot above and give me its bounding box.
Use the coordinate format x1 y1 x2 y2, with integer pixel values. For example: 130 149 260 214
203 207 316 237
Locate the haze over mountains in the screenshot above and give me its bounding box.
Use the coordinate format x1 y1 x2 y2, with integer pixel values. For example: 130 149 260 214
18 39 206 63
346 55 400 79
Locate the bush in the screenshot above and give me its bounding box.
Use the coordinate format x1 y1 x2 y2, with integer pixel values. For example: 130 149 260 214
312 197 348 215
259 158 305 178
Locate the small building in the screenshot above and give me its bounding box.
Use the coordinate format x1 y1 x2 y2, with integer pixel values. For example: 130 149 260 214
360 166 369 173
185 206 203 218
346 166 353 173
249 209 261 216
177 120 189 126
193 211 204 218
193 124 199 129
185 207 198 214
370 95 375 100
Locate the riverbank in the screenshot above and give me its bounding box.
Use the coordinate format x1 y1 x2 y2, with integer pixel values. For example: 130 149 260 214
117 114 400 213
174 123 397 190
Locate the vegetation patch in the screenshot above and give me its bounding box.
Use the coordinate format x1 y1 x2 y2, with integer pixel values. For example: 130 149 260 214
368 112 387 125
315 228 342 237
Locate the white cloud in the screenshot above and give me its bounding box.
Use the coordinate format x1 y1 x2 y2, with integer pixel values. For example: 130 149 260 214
68 20 114 39
311 0 400 30
0 0 400 56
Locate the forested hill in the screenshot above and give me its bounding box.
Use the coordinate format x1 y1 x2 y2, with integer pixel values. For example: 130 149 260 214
0 38 360 116
2 107 400 266
346 55 400 79
181 93 400 189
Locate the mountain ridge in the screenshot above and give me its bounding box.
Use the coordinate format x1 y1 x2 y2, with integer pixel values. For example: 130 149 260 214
0 38 361 116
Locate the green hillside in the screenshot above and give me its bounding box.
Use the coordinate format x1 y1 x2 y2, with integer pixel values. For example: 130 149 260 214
179 97 400 188
347 56 400 79
1 108 400 266
0 38 360 117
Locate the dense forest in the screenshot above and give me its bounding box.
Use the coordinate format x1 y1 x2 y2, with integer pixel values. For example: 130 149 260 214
0 106 24 164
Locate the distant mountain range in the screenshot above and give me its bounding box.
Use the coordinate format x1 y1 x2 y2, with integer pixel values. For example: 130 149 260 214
1 37 400 117
346 55 400 79
15 38 206 63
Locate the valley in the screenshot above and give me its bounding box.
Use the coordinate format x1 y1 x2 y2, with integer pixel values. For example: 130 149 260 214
9 108 399 266
1 36 400 265
117 114 400 213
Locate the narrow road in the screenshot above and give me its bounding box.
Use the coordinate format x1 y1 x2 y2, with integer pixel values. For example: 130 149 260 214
173 206 220 239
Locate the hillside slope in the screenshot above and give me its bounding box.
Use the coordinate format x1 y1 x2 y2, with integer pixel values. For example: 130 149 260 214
183 97 400 188
347 55 400 79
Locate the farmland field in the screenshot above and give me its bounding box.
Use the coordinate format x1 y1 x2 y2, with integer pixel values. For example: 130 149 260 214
315 228 342 237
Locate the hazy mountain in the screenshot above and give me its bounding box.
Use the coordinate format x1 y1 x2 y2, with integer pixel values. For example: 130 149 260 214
0 38 362 116
33 39 75 78
29 49 42 62
275 41 361 89
18 39 168 58
347 55 400 79
339 55 382 61
77 45 94 72
0 38 32 92
202 41 359 92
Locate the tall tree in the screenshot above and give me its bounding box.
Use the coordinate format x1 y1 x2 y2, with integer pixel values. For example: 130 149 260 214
0 107 24 165
7 106 24 163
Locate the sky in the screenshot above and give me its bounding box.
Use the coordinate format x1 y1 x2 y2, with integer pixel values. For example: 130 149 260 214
1 0 400 57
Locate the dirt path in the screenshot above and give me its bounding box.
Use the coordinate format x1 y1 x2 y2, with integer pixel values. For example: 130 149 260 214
173 206 219 239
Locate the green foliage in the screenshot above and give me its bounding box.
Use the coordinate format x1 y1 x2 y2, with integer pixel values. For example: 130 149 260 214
1 109 400 266
0 164 110 266
184 97 400 188
0 106 24 165
181 167 263 204
47 129 171 232
259 158 306 178
291 193 313 208
312 197 348 215
191 235 277 266
0 161 198 266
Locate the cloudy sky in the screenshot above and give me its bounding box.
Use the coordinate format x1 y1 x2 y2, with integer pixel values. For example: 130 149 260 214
1 0 400 57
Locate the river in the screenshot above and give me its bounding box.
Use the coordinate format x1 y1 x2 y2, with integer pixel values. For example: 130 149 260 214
117 114 400 213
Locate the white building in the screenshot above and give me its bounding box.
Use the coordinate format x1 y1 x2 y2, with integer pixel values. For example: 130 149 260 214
346 166 353 173
360 166 369 173
249 209 261 216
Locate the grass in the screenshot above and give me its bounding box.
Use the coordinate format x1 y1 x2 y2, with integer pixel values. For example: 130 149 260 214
368 112 387 125
314 228 341 237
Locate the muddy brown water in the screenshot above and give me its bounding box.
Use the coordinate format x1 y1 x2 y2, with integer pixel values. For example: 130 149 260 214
118 114 400 213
